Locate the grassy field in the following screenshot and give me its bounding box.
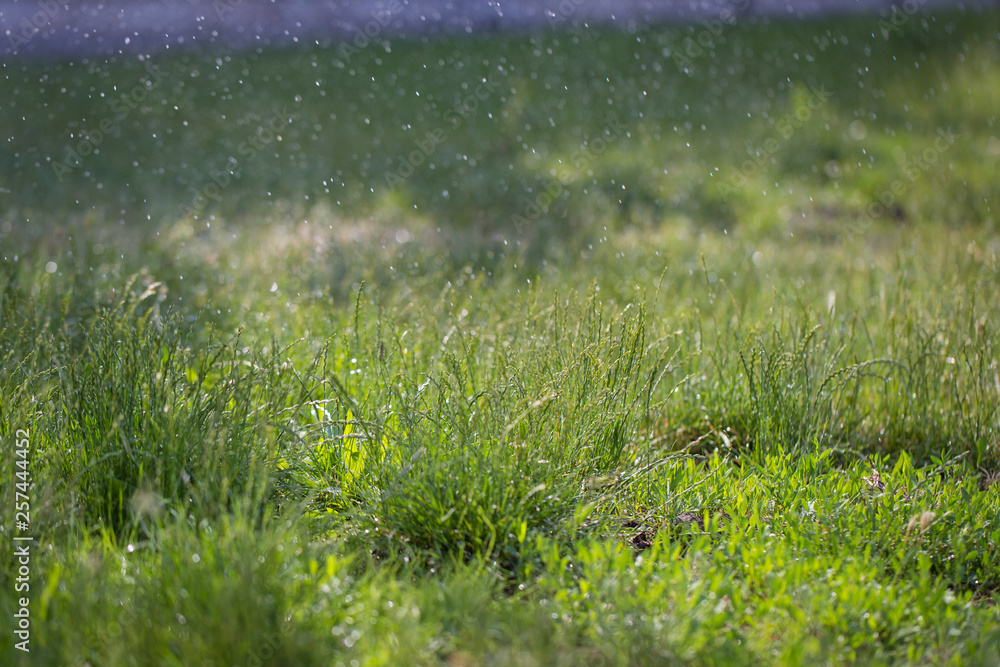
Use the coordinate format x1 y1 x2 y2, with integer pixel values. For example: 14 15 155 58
2 7 1000 665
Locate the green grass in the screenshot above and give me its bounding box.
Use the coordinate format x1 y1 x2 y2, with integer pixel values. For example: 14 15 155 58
2 7 1000 666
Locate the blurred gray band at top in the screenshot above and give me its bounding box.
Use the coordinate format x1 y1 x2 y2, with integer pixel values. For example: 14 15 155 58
2 0 997 60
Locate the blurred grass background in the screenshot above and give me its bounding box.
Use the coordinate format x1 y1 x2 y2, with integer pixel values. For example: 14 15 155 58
2 9 997 239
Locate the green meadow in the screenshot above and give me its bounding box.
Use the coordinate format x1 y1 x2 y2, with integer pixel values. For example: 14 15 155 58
1 7 999 665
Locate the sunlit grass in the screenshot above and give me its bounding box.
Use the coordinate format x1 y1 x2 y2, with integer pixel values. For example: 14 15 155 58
2 7 1000 666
